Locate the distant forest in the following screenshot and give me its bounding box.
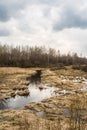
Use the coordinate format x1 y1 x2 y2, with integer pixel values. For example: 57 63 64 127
0 44 87 69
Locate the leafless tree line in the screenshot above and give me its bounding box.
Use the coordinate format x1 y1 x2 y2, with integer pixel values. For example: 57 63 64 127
0 44 87 68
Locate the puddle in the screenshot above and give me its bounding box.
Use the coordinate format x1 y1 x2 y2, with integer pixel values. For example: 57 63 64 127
0 70 57 110
80 86 87 91
62 108 71 118
59 90 75 95
35 107 87 123
73 77 87 83
36 111 46 118
79 78 87 91
0 83 57 110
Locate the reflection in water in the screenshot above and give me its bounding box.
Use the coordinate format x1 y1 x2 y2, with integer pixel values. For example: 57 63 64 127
0 84 56 110
0 99 8 109
0 70 57 110
30 70 42 84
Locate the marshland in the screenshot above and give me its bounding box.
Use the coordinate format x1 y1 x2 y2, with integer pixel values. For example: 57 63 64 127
0 45 87 130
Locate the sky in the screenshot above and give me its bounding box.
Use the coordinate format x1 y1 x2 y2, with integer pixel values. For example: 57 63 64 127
0 0 87 56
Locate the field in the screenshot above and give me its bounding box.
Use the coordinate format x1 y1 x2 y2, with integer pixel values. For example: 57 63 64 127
0 67 87 130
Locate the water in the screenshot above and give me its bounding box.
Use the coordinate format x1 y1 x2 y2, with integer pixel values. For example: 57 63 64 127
0 70 57 110
0 83 57 110
0 78 87 110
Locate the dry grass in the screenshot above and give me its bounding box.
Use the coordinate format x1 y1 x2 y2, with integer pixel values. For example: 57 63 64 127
0 67 37 99
0 67 87 130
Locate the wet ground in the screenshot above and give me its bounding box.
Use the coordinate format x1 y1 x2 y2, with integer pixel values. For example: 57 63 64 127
0 72 87 110
0 67 87 130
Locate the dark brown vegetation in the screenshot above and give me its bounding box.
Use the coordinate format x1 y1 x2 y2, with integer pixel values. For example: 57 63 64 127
72 64 87 72
0 44 87 69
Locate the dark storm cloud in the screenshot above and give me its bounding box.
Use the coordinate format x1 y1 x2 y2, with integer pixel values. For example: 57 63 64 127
53 7 87 31
0 5 10 22
0 0 28 22
1 0 87 31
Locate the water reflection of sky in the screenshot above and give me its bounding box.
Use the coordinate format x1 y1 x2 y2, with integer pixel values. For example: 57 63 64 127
0 84 56 110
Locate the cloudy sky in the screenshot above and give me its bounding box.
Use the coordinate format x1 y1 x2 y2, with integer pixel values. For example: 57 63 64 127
0 0 87 56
